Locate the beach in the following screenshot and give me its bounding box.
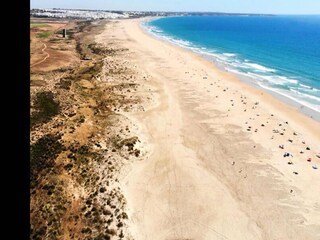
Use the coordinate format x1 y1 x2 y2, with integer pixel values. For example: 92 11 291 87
146 16 320 118
96 19 320 239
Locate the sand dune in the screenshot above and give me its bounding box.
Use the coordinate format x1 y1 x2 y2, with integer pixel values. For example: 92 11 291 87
97 19 320 240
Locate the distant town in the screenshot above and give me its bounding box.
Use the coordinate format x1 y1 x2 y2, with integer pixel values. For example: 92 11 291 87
30 8 272 20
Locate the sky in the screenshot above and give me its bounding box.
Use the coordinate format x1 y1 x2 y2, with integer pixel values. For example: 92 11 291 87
30 0 320 14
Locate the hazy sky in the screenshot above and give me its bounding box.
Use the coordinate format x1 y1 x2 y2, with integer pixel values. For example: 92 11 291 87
30 0 320 14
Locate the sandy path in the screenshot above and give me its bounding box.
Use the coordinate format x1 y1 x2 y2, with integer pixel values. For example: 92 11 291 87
98 19 320 240
31 42 50 68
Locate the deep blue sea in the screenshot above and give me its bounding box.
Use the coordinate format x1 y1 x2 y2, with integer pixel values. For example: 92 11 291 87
145 15 320 113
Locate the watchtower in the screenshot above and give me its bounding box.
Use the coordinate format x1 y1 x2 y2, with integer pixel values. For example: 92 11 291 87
62 29 67 38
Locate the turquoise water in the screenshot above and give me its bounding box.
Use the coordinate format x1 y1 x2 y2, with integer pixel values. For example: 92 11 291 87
145 16 320 112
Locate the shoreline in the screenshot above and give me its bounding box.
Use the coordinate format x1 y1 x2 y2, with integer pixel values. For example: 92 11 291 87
138 18 320 141
142 17 320 121
204 54 320 121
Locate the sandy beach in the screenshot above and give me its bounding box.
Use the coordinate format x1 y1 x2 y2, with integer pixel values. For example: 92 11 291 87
95 18 320 240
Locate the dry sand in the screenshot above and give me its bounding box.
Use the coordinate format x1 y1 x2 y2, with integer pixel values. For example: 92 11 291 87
97 19 320 240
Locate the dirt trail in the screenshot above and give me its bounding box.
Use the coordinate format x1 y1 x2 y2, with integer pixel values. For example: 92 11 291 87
31 42 50 68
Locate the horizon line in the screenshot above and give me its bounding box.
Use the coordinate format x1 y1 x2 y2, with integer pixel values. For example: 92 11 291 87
30 8 320 16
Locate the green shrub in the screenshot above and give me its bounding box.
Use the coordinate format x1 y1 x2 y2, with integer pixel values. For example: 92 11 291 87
30 134 64 187
31 91 60 127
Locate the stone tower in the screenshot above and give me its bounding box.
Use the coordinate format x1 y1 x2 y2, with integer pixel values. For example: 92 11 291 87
62 29 67 38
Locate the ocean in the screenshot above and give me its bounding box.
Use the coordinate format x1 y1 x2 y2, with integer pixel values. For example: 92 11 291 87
145 15 320 114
